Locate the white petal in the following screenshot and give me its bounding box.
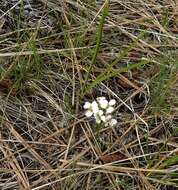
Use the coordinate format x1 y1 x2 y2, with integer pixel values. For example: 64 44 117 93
99 99 108 109
83 102 91 109
92 101 98 107
98 110 104 116
93 107 99 114
96 118 101 124
100 115 106 122
91 101 99 113
105 122 109 127
97 97 106 101
106 106 114 114
110 119 117 126
94 114 101 123
85 110 93 117
109 99 116 106
106 115 112 121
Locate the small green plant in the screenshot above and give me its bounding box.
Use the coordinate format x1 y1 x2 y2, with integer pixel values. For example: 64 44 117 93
150 52 178 114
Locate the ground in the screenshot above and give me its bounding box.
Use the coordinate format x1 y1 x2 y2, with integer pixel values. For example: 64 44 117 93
0 0 178 189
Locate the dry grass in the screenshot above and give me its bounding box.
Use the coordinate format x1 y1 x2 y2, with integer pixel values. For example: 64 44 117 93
0 0 178 189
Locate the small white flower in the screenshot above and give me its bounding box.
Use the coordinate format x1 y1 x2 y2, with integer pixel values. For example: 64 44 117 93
91 101 99 113
100 115 106 122
85 110 93 117
96 119 101 124
109 99 116 106
98 99 108 109
91 101 98 108
98 110 104 116
105 123 109 127
106 106 114 114
97 97 106 101
110 119 117 126
83 102 91 109
95 114 101 124
106 115 112 121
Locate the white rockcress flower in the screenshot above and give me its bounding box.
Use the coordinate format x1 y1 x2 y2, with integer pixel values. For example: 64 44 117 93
91 101 99 113
95 114 101 124
83 102 91 109
85 110 93 117
109 99 116 106
106 106 114 114
83 97 117 126
98 98 108 109
100 115 106 122
110 118 117 126
98 110 104 116
106 115 112 121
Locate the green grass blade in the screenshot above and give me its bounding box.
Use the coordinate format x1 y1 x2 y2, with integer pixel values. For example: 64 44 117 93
82 31 146 96
83 58 151 96
82 0 109 92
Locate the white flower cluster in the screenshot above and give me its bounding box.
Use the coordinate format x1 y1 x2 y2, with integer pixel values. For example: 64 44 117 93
83 97 117 126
